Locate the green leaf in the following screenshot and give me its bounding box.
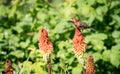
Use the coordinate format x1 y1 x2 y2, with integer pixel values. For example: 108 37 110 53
93 52 102 62
76 0 86 6
111 44 120 50
32 62 47 74
111 15 120 29
8 5 16 18
72 65 82 74
9 50 24 58
86 33 107 51
32 33 39 43
12 25 23 33
110 1 120 9
110 49 120 67
57 49 66 59
80 6 90 16
112 31 120 38
115 39 120 44
110 46 120 67
20 61 32 74
86 33 107 43
102 50 111 61
20 39 30 48
97 0 106 4
86 0 95 5
92 40 104 51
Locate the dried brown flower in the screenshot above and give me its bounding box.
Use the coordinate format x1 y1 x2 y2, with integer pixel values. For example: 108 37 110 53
86 55 96 74
5 59 13 74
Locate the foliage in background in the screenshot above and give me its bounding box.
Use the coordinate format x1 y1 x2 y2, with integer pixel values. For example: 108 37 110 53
0 0 120 74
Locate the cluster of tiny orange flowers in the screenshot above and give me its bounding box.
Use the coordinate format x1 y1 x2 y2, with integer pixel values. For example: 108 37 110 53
73 28 86 64
38 28 53 60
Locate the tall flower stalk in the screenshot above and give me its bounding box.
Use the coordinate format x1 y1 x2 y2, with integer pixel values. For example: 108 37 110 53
71 18 86 65
86 55 96 74
71 18 96 74
38 28 53 74
71 18 86 74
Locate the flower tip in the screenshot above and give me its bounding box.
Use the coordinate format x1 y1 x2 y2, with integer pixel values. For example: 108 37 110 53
87 55 94 62
71 18 77 22
39 28 53 61
41 28 46 33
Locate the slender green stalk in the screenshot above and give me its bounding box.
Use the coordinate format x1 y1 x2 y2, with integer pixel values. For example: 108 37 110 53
19 54 30 74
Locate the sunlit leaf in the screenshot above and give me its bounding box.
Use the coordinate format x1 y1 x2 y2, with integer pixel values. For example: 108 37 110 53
110 49 120 67
72 65 82 74
102 50 111 61
9 50 24 58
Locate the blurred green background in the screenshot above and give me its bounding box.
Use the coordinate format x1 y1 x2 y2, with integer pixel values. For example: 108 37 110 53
0 0 120 74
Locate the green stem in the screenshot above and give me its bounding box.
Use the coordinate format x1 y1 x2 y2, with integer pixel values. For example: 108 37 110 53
19 54 30 74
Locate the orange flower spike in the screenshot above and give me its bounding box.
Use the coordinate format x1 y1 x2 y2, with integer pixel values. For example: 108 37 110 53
73 28 86 65
5 59 13 74
86 55 96 74
38 28 53 60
